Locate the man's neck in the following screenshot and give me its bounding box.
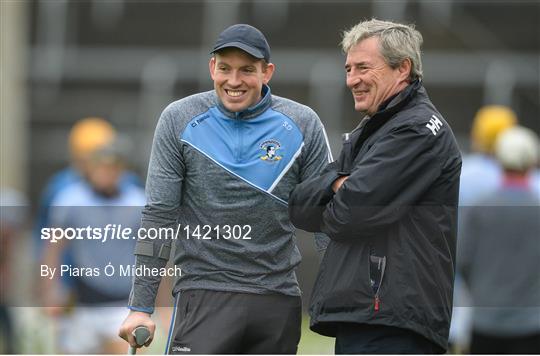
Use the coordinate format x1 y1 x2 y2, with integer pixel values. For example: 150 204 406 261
375 81 411 114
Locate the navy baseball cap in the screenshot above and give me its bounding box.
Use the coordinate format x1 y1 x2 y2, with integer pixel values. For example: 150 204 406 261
211 24 271 62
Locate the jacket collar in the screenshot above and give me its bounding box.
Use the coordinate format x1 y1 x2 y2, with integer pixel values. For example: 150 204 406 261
349 80 423 158
216 84 272 120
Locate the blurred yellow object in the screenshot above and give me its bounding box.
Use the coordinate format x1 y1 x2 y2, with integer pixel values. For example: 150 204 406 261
471 105 517 154
68 117 116 160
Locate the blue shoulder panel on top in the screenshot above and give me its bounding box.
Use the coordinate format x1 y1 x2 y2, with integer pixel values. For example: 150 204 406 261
181 107 304 197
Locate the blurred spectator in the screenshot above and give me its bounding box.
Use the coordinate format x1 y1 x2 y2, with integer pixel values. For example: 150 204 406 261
459 105 517 205
458 126 540 354
449 105 517 352
42 142 145 354
0 187 28 353
34 117 141 257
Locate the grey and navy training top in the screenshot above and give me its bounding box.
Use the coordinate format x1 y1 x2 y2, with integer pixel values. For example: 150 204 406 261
128 85 331 313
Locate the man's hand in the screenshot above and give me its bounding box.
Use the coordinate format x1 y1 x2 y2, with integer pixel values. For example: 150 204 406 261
332 175 349 193
118 311 156 348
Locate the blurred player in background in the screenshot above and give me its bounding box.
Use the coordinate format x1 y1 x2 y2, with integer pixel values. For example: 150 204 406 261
34 117 141 258
449 105 517 352
42 142 145 354
35 118 143 353
459 106 518 206
458 126 540 354
449 105 540 352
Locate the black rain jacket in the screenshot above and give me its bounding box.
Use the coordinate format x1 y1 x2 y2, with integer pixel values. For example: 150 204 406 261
289 80 462 350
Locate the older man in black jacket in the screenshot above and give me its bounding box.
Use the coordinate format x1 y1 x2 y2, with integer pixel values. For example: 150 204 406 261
289 19 461 354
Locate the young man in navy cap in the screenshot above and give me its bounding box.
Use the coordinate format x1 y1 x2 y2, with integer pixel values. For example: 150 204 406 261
119 24 332 354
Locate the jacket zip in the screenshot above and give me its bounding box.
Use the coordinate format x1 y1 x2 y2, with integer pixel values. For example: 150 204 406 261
234 112 241 161
339 132 352 174
371 255 386 312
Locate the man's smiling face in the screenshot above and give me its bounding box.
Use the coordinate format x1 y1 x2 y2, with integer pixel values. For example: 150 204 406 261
345 37 409 115
210 48 275 113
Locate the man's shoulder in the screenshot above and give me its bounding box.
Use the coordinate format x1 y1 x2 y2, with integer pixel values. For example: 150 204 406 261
270 94 321 127
393 97 453 140
50 181 91 206
386 100 461 165
271 94 317 115
39 167 81 206
161 91 217 122
44 168 81 192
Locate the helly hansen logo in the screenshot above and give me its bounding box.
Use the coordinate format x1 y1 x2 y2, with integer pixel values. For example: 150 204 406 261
426 115 443 136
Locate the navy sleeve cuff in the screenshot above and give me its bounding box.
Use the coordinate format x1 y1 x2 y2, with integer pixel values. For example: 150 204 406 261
127 305 154 314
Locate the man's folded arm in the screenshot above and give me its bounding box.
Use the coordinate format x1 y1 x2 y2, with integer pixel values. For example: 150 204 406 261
289 163 340 232
321 125 442 240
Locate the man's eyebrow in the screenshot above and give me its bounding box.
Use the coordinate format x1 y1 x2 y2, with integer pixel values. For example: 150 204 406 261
345 61 369 68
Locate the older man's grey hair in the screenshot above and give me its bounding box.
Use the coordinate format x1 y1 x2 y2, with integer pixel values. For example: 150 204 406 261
341 19 423 81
